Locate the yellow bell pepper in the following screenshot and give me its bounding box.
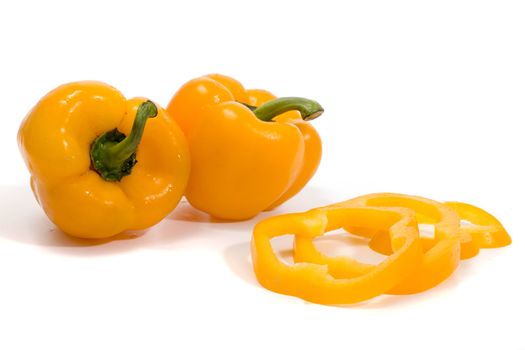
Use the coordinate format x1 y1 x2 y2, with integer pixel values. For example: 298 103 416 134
166 74 323 220
18 81 190 239
242 88 322 210
251 205 423 305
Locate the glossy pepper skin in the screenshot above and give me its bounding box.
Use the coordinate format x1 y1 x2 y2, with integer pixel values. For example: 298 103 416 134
166 74 322 220
18 82 190 239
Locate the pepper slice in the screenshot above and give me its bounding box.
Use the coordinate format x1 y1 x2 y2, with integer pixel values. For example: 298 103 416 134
387 201 511 259
415 203 479 260
444 202 512 248
295 193 462 294
251 205 423 305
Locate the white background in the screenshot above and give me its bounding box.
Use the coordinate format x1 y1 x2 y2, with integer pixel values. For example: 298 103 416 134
1 0 524 349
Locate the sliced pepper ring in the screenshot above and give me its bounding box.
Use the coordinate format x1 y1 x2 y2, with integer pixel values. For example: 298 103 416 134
415 204 479 260
443 201 512 248
394 201 511 259
251 206 423 305
295 193 462 294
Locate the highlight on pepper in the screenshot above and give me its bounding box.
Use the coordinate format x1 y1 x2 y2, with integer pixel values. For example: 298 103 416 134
251 192 511 305
166 74 323 220
18 81 190 239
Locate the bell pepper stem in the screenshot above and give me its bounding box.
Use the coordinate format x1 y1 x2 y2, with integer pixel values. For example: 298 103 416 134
106 101 157 165
252 97 324 122
240 102 257 111
90 100 157 181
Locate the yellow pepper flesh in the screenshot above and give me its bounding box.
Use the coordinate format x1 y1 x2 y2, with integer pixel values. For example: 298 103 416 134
444 201 512 248
296 193 462 294
288 193 512 301
252 206 423 305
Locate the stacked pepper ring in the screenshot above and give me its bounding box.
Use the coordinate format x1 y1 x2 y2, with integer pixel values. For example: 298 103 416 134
252 205 423 304
443 202 511 248
308 193 462 294
252 193 511 304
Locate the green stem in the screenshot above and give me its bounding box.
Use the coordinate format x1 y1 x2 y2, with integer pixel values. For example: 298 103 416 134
240 102 257 111
90 100 157 181
252 97 324 122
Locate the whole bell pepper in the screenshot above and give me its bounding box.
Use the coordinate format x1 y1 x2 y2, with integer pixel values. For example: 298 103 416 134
18 81 190 239
166 74 323 220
